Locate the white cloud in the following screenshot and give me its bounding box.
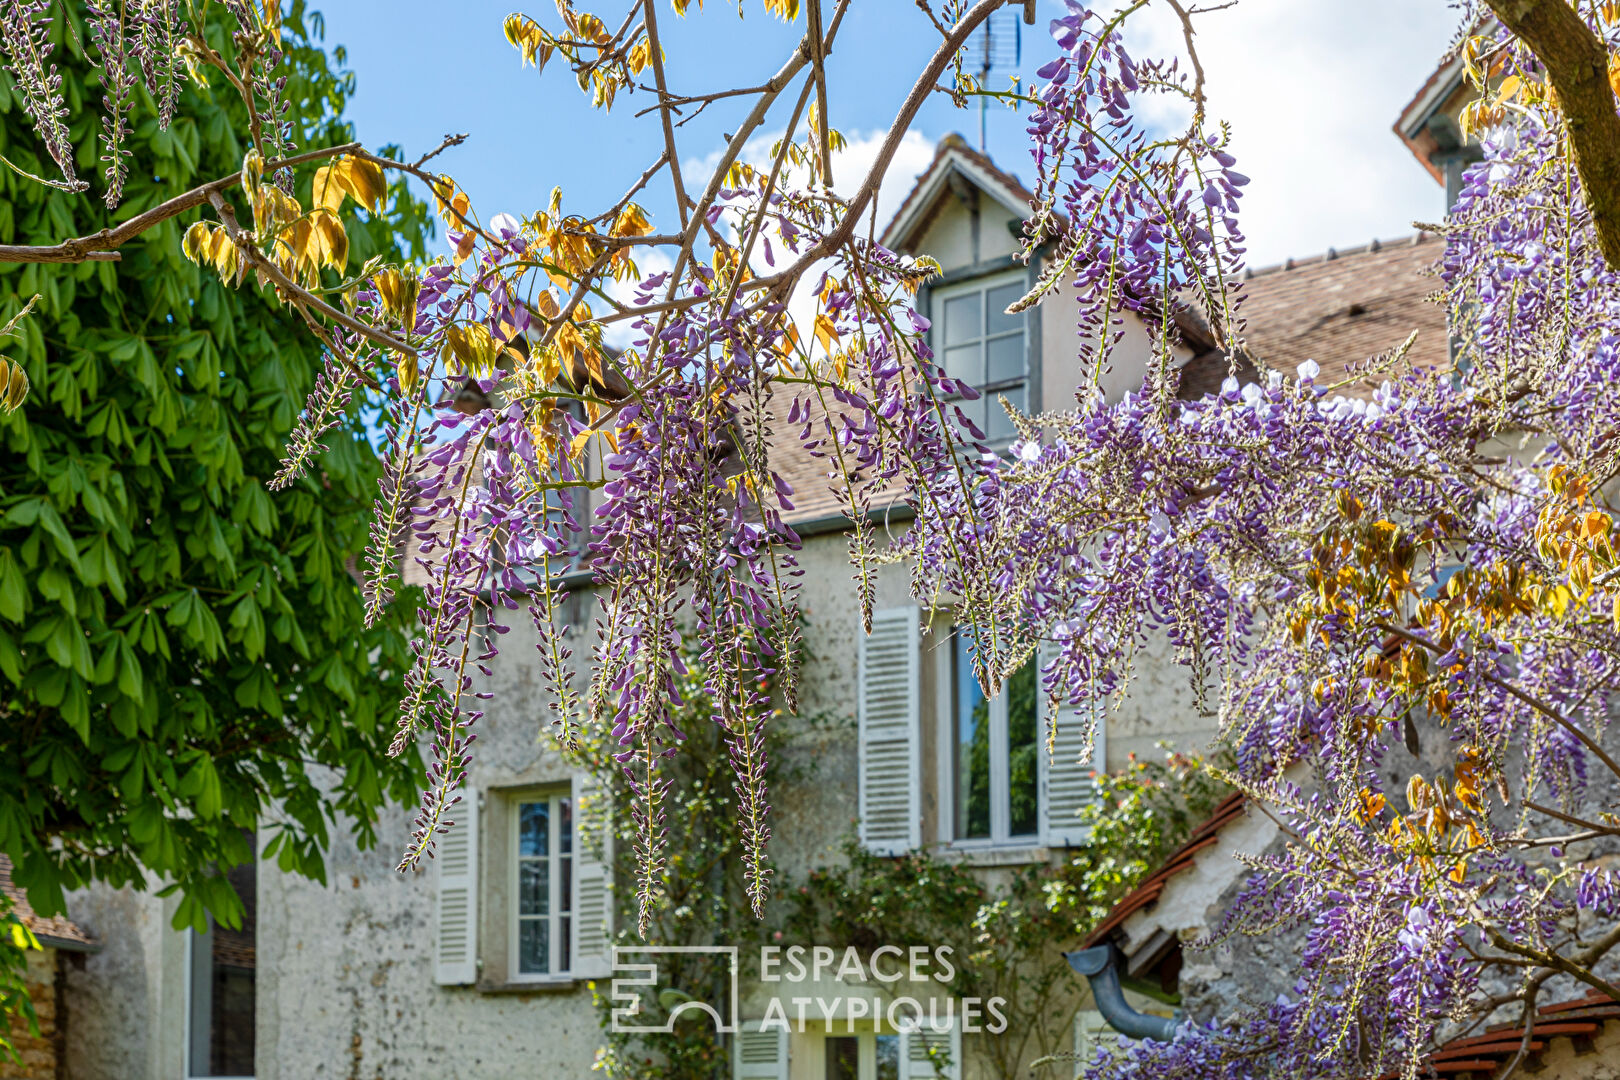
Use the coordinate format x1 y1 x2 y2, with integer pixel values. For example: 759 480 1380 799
1113 0 1460 267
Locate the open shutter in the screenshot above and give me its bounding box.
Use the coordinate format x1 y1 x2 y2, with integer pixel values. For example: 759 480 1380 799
572 771 613 979
1039 647 1107 848
433 787 478 985
733 1020 788 1080
858 607 921 855
902 1013 962 1080
1074 1008 1117 1072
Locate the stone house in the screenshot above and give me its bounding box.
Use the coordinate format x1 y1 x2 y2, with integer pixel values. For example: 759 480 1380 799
32 59 1473 1080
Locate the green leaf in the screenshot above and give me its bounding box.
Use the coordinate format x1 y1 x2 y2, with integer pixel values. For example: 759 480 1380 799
0 548 26 622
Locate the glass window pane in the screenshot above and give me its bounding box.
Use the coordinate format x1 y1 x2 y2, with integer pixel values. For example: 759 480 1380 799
519 918 550 974
943 344 980 387
559 915 572 973
986 281 1024 336
825 1036 859 1080
955 633 991 840
559 797 572 855
520 859 550 916
953 395 988 440
987 385 1024 442
942 293 980 346
985 332 1025 385
875 1034 900 1080
519 801 549 857
188 837 256 1078
560 855 572 914
1007 658 1039 837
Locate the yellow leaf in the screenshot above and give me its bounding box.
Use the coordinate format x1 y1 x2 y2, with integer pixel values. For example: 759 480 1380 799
612 203 652 239
628 38 651 75
312 164 346 213
813 312 837 354
373 268 420 328
335 156 388 213
181 220 210 263
453 229 478 265
445 322 500 376
314 211 349 273
397 351 420 396
0 357 26 413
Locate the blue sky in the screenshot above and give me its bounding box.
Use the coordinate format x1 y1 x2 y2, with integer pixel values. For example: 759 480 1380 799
320 0 1460 270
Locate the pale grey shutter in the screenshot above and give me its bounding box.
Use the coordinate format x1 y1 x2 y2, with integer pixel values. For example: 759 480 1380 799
902 1013 962 1079
733 1020 788 1080
1074 1008 1116 1072
858 607 921 854
433 788 478 985
1039 647 1106 848
571 771 613 978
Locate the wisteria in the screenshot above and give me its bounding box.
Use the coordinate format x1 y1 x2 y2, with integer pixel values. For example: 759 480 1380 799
0 0 81 192
5 0 1620 1071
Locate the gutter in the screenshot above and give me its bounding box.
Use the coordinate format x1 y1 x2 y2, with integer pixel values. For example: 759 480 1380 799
1065 944 1179 1042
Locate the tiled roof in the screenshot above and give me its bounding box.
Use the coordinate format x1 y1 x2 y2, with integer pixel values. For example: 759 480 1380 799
1083 791 1249 948
1231 232 1450 396
0 855 98 952
1383 991 1620 1078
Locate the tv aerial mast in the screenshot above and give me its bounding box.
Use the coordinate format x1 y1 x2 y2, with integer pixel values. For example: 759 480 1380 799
978 8 1022 152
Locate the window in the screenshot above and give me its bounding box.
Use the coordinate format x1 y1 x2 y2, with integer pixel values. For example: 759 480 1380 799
186 847 256 1079
951 631 1038 844
934 271 1028 442
512 792 573 978
825 1033 900 1080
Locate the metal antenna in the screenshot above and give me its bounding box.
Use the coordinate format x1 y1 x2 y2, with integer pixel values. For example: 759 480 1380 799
979 9 1022 152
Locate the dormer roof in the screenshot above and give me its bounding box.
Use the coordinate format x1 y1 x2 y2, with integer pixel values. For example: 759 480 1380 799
882 133 1040 252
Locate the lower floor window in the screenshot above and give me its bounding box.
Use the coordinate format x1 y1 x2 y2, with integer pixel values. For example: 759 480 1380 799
824 1033 900 1080
952 630 1039 843
187 842 256 1078
515 792 573 976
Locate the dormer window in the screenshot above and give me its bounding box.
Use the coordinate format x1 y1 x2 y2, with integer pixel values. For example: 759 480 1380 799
934 269 1028 442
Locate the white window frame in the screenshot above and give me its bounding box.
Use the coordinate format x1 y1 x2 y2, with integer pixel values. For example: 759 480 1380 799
509 788 574 983
930 268 1030 442
183 922 254 1080
936 629 1042 850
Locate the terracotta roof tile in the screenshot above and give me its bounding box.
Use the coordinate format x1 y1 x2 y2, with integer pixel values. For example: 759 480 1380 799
1232 232 1450 398
0 855 98 952
1379 992 1620 1079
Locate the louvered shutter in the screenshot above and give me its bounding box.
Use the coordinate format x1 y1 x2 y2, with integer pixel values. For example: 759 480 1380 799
902 1014 962 1079
433 788 478 985
733 1020 788 1080
858 608 921 854
571 771 613 978
1039 647 1107 848
1074 1008 1117 1072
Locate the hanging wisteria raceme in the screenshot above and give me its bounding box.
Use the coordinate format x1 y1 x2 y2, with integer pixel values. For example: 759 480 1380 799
0 0 82 192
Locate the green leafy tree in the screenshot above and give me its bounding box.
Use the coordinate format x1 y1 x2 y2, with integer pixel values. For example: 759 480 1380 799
0 2 433 931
